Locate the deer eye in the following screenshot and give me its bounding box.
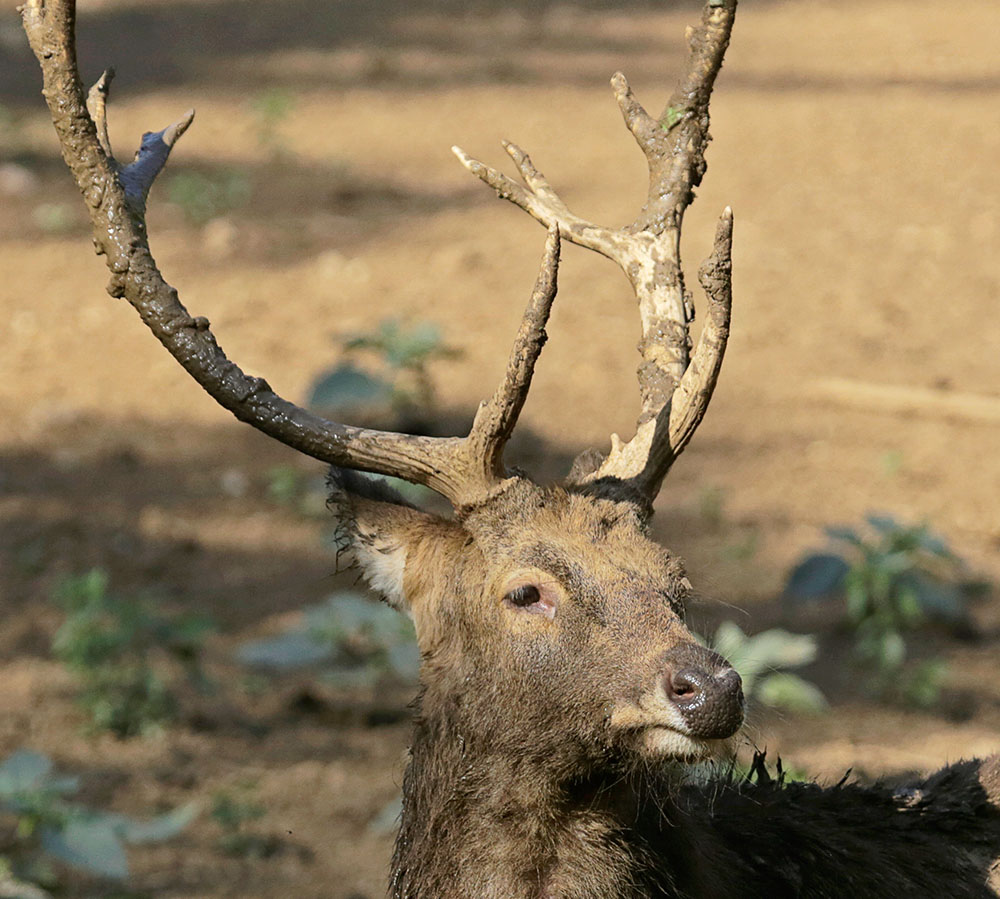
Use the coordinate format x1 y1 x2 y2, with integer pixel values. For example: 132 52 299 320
506 584 541 607
503 583 557 620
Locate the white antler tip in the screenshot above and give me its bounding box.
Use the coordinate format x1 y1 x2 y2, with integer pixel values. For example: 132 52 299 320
162 108 195 147
502 141 524 161
451 146 476 170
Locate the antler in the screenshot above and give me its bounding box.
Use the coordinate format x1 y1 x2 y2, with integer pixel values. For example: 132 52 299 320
20 0 561 511
454 0 736 507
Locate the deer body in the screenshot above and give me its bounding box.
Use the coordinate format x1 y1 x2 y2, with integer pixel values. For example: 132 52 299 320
395 738 1000 898
21 0 1000 895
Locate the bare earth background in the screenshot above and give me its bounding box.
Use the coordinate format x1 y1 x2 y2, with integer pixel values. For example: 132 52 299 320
1 0 1000 896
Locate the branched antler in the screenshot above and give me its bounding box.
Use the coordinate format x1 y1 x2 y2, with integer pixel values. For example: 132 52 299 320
455 0 737 506
20 0 560 511
22 0 734 515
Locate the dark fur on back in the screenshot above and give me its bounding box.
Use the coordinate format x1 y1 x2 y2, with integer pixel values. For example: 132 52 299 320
648 756 1000 898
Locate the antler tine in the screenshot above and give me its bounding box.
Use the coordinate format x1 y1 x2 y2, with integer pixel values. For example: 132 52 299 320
21 0 546 510
464 226 560 485
451 144 621 261
455 0 737 509
591 207 733 502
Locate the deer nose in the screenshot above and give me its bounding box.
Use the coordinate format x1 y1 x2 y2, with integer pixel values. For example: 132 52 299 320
662 646 744 740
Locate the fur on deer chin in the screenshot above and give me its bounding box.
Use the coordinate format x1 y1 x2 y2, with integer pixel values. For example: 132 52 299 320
642 727 719 762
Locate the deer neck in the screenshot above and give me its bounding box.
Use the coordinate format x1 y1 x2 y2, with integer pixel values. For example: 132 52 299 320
391 692 676 899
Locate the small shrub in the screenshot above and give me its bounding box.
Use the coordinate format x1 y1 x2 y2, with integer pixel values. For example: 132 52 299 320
248 88 296 159
264 465 329 518
210 783 272 858
31 203 77 235
785 514 986 705
167 169 251 225
697 485 725 529
308 318 460 429
52 569 213 738
0 749 195 886
237 590 419 687
700 622 827 715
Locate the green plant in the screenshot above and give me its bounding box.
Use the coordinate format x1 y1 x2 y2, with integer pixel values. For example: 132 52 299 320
264 465 329 518
52 569 213 738
210 783 272 857
166 169 251 225
697 485 726 529
248 88 295 158
237 590 420 687
785 514 985 705
308 319 460 428
880 449 904 477
0 749 195 886
31 202 76 235
720 528 759 562
700 622 827 715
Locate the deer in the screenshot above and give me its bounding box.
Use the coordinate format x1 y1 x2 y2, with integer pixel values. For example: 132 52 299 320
20 0 1000 896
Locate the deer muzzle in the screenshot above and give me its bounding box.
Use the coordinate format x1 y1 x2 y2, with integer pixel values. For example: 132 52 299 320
662 645 744 739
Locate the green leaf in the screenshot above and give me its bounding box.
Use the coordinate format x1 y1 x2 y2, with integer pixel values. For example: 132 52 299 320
866 513 901 535
785 554 849 599
906 571 965 623
307 592 409 648
902 658 948 708
879 630 906 670
877 550 914 576
845 578 870 623
0 751 52 796
386 641 420 680
707 622 749 670
823 526 863 547
307 364 393 414
743 629 818 670
53 569 109 611
117 801 199 845
383 321 443 369
368 794 402 836
236 630 333 670
754 673 828 715
916 529 952 559
894 584 924 627
707 624 817 696
40 818 129 880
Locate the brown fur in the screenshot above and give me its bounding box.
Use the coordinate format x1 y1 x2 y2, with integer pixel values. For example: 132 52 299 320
332 473 1000 898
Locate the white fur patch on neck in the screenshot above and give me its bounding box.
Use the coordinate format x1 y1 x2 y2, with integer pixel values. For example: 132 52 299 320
353 532 409 613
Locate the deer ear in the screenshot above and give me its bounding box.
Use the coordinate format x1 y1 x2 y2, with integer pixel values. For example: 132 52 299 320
329 469 461 613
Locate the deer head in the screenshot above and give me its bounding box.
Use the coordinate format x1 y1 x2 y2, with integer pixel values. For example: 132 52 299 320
22 0 740 770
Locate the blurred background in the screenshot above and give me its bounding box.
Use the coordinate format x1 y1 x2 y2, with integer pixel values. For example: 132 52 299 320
1 0 999 895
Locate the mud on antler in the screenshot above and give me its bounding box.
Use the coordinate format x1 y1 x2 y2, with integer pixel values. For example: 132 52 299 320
21 0 734 515
454 1 735 506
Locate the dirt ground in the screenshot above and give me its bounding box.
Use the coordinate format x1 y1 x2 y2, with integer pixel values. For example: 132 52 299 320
2 0 1000 896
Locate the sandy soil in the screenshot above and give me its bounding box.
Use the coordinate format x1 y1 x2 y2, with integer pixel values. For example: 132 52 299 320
1 0 999 895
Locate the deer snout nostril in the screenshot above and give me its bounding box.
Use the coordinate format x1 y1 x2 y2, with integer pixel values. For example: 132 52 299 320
663 660 745 740
668 667 711 705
